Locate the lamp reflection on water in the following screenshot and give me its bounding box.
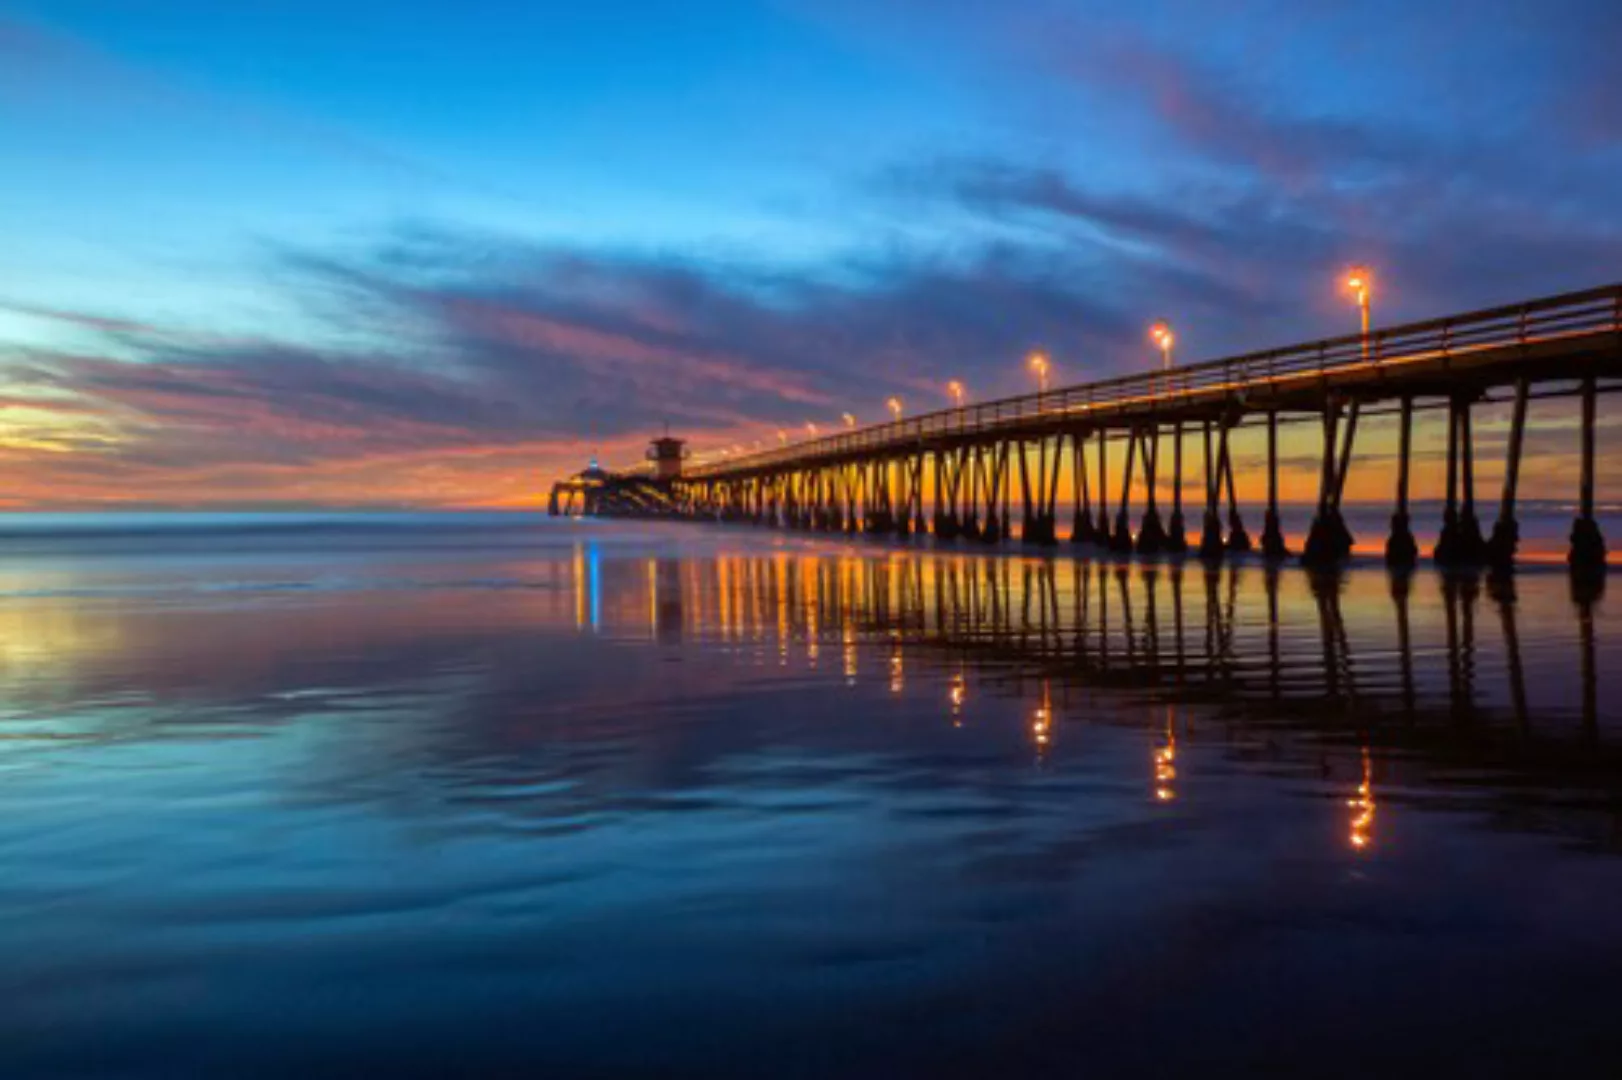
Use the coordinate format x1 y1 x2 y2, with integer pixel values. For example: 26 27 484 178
949 670 966 727
1349 745 1376 852
1031 679 1053 757
1154 705 1177 802
572 542 601 633
842 624 857 685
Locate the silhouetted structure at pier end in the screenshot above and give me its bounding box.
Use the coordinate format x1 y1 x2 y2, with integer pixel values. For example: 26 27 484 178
555 284 1622 578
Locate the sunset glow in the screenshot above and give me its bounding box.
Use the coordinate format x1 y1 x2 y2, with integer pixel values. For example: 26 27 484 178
1 7 1618 510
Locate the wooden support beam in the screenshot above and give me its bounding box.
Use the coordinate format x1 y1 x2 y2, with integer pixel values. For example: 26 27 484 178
1137 425 1169 554
1112 428 1138 552
1017 439 1035 540
1436 396 1486 564
1261 410 1287 559
1167 422 1188 553
1386 396 1418 568
1097 430 1111 540
1302 402 1350 565
1198 420 1224 558
1220 421 1251 552
1570 375 1607 576
1072 430 1094 544
1487 379 1529 569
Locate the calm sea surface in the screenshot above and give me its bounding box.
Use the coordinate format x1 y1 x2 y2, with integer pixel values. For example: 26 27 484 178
2 512 1622 1077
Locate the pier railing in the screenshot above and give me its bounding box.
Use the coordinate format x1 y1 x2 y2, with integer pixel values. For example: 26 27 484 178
687 283 1622 479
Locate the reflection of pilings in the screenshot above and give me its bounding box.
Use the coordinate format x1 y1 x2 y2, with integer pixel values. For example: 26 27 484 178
1310 567 1349 703
1489 574 1530 735
1313 572 1344 704
1143 567 1162 669
1117 565 1137 666
1576 577 1600 742
1265 565 1281 701
1096 560 1110 673
706 545 1586 749
1392 571 1416 721
1441 574 1479 721
1170 564 1186 685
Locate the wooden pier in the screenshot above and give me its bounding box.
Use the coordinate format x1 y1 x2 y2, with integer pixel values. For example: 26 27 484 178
558 283 1622 574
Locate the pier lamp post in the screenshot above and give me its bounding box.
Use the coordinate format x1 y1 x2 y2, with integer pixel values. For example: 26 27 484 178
806 421 819 437
886 396 903 422
1344 266 1373 357
1028 351 1050 428
1028 351 1049 396
947 380 965 408
1149 322 1175 370
842 412 857 429
777 429 788 445
1150 322 1175 399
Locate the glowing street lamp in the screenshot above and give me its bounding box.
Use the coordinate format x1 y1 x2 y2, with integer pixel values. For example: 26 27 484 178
1028 351 1050 394
947 380 966 408
886 396 903 421
1149 322 1175 370
806 421 819 437
776 429 788 445
1343 265 1373 343
842 412 857 429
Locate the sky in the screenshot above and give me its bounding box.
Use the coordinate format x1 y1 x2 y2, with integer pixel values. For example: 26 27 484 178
1 0 1619 510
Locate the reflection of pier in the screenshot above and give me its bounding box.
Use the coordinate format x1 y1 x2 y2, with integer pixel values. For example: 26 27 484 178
558 545 1622 853
590 550 1613 760
673 285 1622 574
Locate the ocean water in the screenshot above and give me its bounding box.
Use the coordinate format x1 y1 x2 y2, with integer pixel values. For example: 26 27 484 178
1 512 1621 1077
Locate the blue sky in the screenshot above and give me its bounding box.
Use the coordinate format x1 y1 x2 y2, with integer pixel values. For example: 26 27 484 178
0 0 1619 507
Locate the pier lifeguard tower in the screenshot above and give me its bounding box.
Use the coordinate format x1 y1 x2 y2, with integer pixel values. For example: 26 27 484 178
646 436 688 481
